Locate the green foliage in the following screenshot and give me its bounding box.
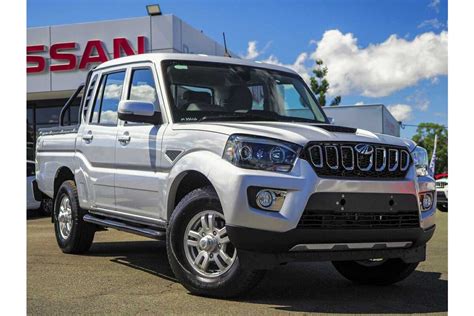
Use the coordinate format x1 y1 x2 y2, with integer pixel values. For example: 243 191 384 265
411 123 448 174
310 59 341 107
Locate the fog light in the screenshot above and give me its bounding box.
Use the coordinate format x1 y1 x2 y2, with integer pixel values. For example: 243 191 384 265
256 190 275 209
253 188 287 211
421 192 434 211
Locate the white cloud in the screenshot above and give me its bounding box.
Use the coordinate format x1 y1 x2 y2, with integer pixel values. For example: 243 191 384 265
262 52 311 82
418 18 444 29
407 89 430 111
431 76 439 84
130 84 157 104
103 84 123 100
255 29 447 98
242 41 272 60
387 104 413 121
355 101 365 105
243 41 260 59
100 110 117 124
429 0 440 13
311 30 448 97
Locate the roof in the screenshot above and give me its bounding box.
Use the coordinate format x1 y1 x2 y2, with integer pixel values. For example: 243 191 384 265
95 53 298 75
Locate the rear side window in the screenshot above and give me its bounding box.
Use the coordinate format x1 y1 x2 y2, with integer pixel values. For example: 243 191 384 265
128 68 159 108
90 70 126 125
82 74 98 121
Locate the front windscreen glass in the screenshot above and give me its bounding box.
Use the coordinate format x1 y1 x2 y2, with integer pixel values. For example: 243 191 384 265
162 60 327 123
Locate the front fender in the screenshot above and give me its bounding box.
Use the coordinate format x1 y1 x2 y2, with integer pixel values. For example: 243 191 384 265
166 150 225 218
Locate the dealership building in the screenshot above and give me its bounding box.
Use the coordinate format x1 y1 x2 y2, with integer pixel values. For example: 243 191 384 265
27 14 228 146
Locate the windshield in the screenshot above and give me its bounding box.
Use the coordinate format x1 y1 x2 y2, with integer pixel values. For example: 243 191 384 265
162 60 328 124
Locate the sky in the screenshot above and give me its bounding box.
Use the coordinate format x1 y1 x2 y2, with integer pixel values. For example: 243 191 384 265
27 0 448 139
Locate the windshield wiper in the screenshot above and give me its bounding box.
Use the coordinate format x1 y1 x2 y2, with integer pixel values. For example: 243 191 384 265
199 113 278 122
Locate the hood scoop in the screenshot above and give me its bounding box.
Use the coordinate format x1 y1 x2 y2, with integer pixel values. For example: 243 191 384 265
312 124 357 134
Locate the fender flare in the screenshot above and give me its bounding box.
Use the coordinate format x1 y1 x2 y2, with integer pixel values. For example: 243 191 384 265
166 150 225 219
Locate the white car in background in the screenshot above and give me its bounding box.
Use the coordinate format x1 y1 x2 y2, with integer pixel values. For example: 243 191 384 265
436 178 448 212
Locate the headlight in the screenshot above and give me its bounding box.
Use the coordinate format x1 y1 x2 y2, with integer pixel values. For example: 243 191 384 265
411 146 429 176
223 135 302 172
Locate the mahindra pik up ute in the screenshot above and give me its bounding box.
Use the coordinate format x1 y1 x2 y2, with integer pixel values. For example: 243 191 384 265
35 53 436 298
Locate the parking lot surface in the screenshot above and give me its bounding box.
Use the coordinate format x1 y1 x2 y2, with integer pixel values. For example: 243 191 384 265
27 211 447 315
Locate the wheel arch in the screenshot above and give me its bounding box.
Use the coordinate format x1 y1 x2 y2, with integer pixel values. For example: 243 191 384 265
54 166 75 199
167 170 217 220
166 151 224 221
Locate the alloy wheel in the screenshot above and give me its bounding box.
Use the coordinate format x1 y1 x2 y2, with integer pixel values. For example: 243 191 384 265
183 210 236 278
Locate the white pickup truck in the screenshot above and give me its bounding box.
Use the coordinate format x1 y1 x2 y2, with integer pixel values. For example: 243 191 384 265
35 53 436 298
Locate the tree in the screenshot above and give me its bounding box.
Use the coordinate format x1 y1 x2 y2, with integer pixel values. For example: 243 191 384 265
309 59 342 106
411 123 448 175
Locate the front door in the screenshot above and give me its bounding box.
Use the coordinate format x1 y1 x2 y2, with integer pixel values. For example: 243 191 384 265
114 65 166 220
77 69 126 211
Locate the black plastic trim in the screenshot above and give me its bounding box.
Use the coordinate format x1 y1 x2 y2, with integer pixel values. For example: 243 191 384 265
312 124 357 133
237 245 427 269
227 225 435 253
32 180 42 201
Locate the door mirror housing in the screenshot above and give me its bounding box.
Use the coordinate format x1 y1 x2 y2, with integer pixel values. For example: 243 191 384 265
327 116 335 125
118 100 162 125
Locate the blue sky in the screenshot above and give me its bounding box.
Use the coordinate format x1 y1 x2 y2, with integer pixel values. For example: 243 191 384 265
27 0 448 138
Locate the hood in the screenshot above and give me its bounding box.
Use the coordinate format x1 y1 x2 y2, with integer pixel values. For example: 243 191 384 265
173 121 416 150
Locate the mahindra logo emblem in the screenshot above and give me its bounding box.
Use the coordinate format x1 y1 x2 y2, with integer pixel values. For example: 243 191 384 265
355 144 374 155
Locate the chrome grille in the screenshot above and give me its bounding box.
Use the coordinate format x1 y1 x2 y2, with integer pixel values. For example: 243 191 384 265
304 142 411 179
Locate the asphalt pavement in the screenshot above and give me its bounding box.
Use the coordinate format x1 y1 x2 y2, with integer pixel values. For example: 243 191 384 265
27 211 447 315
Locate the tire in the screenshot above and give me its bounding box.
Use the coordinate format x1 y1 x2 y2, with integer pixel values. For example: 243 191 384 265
438 204 448 212
53 180 95 254
332 258 418 285
167 186 265 298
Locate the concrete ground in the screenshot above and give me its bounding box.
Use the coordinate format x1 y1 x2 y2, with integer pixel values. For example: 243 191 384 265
27 211 447 315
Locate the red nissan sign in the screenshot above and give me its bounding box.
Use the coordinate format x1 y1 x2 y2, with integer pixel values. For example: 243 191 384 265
27 36 146 74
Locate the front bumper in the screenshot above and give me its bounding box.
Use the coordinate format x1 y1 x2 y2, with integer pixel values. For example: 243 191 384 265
208 158 436 266
210 158 436 232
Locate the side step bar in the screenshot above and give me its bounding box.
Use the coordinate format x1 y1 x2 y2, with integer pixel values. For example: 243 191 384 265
83 214 166 240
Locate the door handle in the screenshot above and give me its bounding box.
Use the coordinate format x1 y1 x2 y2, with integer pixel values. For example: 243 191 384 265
82 131 93 143
118 132 131 145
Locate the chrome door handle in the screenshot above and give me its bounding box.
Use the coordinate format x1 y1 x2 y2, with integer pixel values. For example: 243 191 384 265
82 131 93 142
118 132 131 145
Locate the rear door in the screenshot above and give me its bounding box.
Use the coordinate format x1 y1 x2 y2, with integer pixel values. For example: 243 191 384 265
76 68 126 211
114 64 167 220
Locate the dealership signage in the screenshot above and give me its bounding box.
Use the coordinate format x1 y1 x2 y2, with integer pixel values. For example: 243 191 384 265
27 36 146 74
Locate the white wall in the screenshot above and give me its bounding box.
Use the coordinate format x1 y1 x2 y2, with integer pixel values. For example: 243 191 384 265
323 105 400 137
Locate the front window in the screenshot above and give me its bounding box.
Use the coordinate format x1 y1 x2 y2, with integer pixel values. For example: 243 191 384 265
162 60 327 123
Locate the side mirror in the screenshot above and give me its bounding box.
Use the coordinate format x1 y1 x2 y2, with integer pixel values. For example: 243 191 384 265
327 116 335 125
118 100 162 125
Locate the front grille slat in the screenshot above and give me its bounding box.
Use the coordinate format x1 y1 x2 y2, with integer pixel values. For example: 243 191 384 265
298 211 420 229
305 142 411 179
